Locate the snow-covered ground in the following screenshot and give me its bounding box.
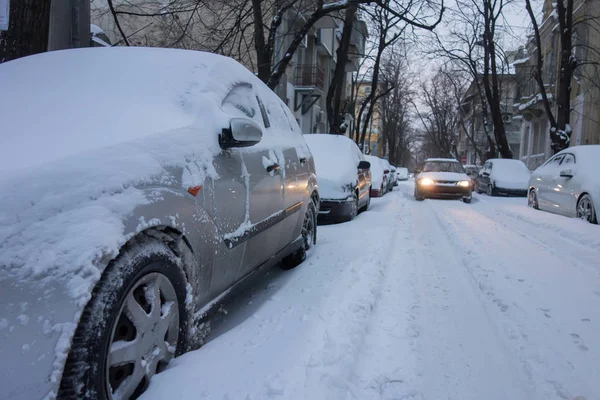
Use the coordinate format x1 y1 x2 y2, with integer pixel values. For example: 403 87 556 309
142 180 600 400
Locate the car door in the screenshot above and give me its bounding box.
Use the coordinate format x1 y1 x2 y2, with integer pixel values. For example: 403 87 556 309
549 153 578 216
257 91 309 251
478 162 491 191
537 155 564 210
219 83 285 277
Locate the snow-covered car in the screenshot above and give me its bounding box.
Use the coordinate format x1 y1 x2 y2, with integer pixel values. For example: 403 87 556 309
396 167 409 181
0 48 320 400
304 134 372 222
476 158 531 196
381 159 395 192
389 164 398 187
414 158 473 203
365 155 388 197
527 145 600 223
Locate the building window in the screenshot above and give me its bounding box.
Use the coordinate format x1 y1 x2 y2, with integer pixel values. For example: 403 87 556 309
532 121 546 154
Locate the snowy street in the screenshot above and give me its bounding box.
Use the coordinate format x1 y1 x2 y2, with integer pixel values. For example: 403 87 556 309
143 181 600 400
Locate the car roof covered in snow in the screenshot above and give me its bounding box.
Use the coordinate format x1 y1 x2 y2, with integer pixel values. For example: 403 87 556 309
0 47 249 174
559 144 600 157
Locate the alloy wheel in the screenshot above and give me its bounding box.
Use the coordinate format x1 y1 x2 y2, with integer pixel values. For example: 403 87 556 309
106 272 179 399
577 194 596 223
301 203 316 251
528 189 538 209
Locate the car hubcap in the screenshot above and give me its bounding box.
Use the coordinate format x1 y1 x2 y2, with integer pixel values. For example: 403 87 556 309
301 206 315 251
106 273 179 399
578 196 595 222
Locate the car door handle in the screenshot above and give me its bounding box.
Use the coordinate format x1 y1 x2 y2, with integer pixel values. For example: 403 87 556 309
266 163 280 173
299 157 307 164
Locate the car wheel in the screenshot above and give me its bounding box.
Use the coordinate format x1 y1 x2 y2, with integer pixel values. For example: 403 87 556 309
577 194 597 224
414 188 424 201
281 199 317 270
349 192 359 220
486 184 497 196
528 189 539 210
462 194 472 204
59 236 190 400
380 184 385 196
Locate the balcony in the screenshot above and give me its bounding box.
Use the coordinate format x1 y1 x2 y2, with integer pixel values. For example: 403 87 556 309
294 65 325 91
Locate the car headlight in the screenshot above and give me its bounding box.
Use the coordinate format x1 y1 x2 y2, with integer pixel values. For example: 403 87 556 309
457 180 471 187
419 178 434 186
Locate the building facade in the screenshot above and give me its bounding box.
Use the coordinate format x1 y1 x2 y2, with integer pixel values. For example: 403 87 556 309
514 0 600 170
458 71 522 166
353 81 384 156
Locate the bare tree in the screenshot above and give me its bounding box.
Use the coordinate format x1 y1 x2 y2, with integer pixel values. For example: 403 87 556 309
415 67 462 159
0 0 52 63
379 46 415 165
430 0 514 158
523 0 600 152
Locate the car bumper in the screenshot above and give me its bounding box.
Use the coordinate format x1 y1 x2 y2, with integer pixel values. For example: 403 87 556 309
318 198 355 222
417 184 472 199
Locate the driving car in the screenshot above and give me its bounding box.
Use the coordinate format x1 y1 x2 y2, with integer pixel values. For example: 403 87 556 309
476 158 530 196
414 158 473 203
304 134 371 223
365 155 388 197
0 47 320 400
464 164 479 187
396 167 409 181
527 145 600 224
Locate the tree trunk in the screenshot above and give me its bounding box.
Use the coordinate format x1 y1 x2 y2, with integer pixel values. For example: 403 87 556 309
252 0 271 83
553 0 574 153
0 0 52 63
326 5 356 134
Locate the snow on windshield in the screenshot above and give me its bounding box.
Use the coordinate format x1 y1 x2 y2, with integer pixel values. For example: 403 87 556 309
422 161 465 173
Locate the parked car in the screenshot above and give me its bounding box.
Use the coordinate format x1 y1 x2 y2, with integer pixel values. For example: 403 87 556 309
464 164 479 187
304 134 371 222
0 48 320 400
414 158 473 203
476 158 530 196
396 167 409 181
380 159 395 192
365 155 388 197
528 145 600 224
389 164 399 187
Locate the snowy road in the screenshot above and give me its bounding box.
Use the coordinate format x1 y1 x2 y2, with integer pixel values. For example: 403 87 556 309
143 181 600 400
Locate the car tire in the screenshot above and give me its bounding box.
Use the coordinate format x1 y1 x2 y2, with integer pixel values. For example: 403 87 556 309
59 236 190 400
528 189 539 210
577 193 597 224
463 194 472 204
281 199 317 270
414 188 424 201
380 184 385 196
487 184 497 197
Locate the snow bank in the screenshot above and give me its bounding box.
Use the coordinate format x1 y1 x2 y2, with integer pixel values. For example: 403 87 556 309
365 155 385 188
304 134 360 200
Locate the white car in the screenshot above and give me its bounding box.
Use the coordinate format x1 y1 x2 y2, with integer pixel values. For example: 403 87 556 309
396 167 409 181
414 158 473 203
475 158 531 196
528 145 600 223
365 155 387 197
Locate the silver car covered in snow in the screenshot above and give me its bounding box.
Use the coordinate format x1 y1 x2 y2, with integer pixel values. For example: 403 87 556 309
0 48 319 399
528 145 600 223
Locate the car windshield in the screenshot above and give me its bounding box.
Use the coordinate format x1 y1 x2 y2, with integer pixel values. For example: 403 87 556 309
422 161 465 173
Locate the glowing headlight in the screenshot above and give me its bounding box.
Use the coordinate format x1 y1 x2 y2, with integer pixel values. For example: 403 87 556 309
457 180 471 187
419 178 434 186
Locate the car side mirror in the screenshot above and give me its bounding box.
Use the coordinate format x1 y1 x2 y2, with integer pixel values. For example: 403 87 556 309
219 118 263 149
358 160 371 170
482 171 490 176
559 169 573 178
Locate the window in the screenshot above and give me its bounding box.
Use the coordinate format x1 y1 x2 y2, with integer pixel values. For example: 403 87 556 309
549 155 565 166
422 161 465 173
562 153 575 165
532 121 546 154
222 83 260 123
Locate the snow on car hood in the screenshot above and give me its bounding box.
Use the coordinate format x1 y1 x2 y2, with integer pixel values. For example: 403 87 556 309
417 172 470 182
304 134 358 200
0 48 272 398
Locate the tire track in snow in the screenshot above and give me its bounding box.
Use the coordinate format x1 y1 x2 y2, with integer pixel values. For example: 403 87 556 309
427 199 600 400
